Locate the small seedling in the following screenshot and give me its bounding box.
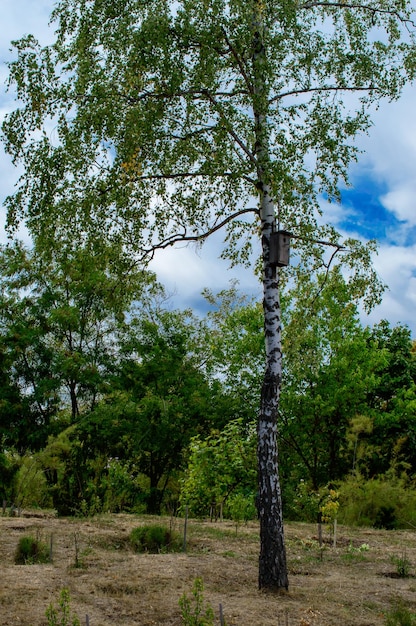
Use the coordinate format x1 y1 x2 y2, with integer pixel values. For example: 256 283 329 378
179 578 216 626
391 552 412 578
46 588 81 626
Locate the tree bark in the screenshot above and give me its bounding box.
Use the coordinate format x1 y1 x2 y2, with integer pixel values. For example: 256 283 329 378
252 0 288 591
257 186 289 591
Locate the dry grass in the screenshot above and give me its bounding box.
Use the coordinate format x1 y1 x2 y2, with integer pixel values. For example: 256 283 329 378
1 511 416 625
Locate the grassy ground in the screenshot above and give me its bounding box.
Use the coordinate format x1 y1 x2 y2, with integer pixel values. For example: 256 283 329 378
1 511 416 625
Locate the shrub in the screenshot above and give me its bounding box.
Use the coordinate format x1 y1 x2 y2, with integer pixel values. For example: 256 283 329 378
13 453 52 509
129 524 181 553
15 534 50 564
226 492 256 531
374 506 398 530
337 474 416 528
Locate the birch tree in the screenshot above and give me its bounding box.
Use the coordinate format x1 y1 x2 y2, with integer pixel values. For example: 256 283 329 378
3 0 416 590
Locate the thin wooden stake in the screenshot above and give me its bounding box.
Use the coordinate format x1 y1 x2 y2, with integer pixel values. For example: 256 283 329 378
182 506 188 552
219 603 225 626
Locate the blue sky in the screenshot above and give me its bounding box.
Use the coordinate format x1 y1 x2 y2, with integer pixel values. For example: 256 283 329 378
1 0 416 336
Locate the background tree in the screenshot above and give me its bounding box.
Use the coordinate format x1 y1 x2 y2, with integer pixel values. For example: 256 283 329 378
366 321 416 477
114 308 230 513
280 267 385 493
39 305 232 515
203 283 265 423
180 418 257 520
0 241 152 440
3 0 416 589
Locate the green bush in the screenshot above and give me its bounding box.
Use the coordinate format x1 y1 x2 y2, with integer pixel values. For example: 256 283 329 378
13 453 52 510
129 524 181 553
226 492 256 529
374 506 397 530
337 474 416 528
15 534 50 564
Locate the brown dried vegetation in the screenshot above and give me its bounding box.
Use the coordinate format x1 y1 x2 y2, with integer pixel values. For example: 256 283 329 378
1 512 416 625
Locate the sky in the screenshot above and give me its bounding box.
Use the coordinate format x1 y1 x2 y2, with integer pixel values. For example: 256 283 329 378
1 0 416 337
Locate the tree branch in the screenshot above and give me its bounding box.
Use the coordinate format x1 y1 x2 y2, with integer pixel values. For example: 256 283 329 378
269 84 376 104
122 87 249 105
135 207 259 265
298 1 416 29
137 171 256 186
202 91 258 166
220 26 255 95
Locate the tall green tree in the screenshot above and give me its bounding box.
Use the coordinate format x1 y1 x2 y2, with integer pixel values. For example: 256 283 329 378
203 283 265 422
41 305 229 515
366 321 416 476
114 307 229 513
0 241 151 442
280 267 384 491
3 0 415 589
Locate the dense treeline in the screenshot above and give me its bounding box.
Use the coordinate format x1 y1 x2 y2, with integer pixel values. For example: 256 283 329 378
1 242 416 527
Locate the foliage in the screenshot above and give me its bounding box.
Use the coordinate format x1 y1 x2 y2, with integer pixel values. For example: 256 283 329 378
180 419 257 518
337 473 416 528
391 552 412 579
374 506 398 531
0 242 153 441
179 578 215 626
385 600 416 626
115 307 229 514
129 525 181 554
45 588 81 626
15 533 50 564
203 284 265 421
367 321 416 477
102 459 146 514
226 492 257 531
280 268 385 490
13 452 52 510
0 448 19 503
289 481 339 524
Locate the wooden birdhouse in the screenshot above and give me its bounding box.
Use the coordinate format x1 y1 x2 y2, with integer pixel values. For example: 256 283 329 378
269 230 291 267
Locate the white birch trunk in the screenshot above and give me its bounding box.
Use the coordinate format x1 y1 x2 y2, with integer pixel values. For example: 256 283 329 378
257 184 288 591
252 0 288 591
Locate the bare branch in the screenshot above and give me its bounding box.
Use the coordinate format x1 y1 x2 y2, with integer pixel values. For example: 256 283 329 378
270 84 376 104
122 87 249 105
137 171 256 185
132 207 259 267
290 233 346 251
220 26 255 95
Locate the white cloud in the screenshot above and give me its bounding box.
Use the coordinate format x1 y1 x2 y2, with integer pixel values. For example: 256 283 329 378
381 185 416 226
361 243 416 332
149 233 262 314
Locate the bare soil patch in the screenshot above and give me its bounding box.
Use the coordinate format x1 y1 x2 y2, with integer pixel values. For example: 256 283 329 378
1 512 416 625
